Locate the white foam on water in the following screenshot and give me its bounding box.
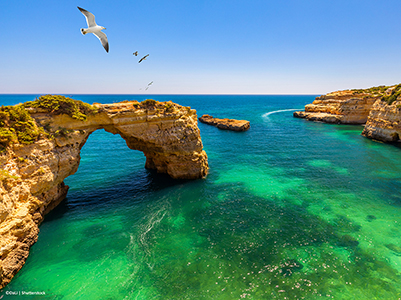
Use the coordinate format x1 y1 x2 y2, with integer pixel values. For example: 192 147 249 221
262 108 300 118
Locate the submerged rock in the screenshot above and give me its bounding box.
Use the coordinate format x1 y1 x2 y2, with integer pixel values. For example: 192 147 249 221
199 114 250 131
337 234 359 248
385 244 401 256
385 243 401 255
280 259 304 277
366 215 377 222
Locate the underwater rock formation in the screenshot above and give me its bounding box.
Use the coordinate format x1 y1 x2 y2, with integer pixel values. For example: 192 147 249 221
0 96 208 288
199 114 250 131
294 84 401 143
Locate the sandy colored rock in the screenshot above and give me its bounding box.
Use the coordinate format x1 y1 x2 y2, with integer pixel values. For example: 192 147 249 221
0 99 208 288
293 89 383 124
294 84 401 143
362 100 401 142
199 114 250 131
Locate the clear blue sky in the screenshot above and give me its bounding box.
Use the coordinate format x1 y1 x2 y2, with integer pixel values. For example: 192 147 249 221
1 0 401 94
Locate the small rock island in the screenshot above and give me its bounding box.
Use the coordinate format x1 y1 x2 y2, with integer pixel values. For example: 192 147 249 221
0 95 208 288
199 114 250 131
294 84 401 143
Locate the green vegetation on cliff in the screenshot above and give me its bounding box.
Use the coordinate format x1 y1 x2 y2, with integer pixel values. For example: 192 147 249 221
141 99 158 107
381 84 401 105
0 95 97 151
351 84 401 105
0 105 44 150
352 85 390 95
24 95 97 121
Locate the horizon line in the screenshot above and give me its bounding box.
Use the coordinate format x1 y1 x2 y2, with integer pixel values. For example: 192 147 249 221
0 93 322 96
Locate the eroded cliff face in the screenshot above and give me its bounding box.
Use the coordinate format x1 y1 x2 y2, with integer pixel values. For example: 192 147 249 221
0 99 208 288
293 89 382 124
362 100 401 142
293 84 401 143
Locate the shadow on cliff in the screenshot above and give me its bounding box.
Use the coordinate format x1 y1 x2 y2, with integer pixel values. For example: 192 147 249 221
43 168 192 224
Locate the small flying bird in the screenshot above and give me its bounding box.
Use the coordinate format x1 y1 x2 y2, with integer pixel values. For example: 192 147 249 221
78 6 109 53
138 54 149 63
148 81 153 86
133 51 138 56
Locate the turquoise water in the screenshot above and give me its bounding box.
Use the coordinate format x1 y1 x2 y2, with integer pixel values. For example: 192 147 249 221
2 94 401 299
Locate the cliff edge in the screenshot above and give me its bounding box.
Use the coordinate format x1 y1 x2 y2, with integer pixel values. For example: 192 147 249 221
0 96 208 288
294 84 401 143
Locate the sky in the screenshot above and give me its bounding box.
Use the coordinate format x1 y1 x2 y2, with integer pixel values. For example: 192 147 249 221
1 0 401 95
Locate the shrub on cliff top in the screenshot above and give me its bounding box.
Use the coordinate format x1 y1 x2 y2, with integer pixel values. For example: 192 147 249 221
141 99 158 107
352 85 390 95
24 95 97 121
381 84 401 105
0 104 44 150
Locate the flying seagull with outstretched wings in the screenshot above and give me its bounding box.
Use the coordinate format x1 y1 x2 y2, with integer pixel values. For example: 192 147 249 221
78 6 109 53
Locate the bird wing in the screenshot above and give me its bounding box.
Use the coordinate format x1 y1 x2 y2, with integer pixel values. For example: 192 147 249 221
93 31 109 52
78 7 97 27
138 54 149 63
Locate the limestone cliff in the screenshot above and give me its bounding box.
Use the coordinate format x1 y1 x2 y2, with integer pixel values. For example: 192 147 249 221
293 85 399 124
199 114 250 131
362 98 401 142
0 96 208 289
294 84 401 143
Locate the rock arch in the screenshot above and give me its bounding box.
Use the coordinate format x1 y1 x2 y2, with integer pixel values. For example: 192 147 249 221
0 100 208 288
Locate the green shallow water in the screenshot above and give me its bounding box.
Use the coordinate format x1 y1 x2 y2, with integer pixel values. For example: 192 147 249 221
2 95 401 299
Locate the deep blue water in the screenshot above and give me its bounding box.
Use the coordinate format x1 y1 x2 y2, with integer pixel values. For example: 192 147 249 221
2 94 401 299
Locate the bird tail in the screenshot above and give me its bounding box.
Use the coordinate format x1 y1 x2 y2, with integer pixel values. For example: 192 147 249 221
80 28 87 35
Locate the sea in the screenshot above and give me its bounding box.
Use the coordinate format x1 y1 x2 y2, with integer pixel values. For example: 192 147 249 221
1 94 401 299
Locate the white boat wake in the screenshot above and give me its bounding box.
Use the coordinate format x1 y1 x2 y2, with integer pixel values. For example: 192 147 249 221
262 108 300 118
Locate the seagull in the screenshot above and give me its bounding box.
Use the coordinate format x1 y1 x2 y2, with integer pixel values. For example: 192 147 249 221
133 51 138 56
78 6 109 53
138 54 149 63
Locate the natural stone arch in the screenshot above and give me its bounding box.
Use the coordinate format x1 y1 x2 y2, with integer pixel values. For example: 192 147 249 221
0 100 208 288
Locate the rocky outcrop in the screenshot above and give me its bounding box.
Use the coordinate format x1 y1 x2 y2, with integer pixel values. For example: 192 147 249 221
294 84 401 143
0 98 208 288
293 89 383 124
199 114 250 131
362 100 401 142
